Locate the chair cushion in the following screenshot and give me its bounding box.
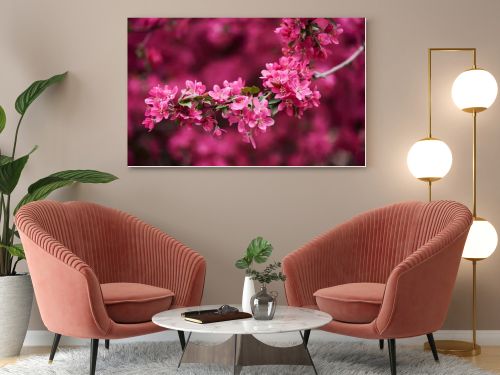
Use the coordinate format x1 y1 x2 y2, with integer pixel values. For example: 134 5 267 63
313 283 385 324
101 283 174 324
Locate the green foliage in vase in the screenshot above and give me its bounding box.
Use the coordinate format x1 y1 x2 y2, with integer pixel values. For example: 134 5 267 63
248 261 286 285
0 72 118 276
235 236 286 284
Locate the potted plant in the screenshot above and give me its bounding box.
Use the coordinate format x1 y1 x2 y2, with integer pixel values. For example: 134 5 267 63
235 237 286 318
235 237 273 312
0 72 117 358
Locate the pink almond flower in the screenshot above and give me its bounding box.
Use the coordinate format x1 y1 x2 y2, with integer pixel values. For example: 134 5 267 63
141 117 155 131
208 84 231 102
251 97 269 115
183 80 206 96
245 98 275 135
223 78 245 95
177 107 203 126
274 18 305 44
323 23 344 44
261 66 290 91
142 84 179 127
277 99 295 117
201 116 217 132
249 115 274 131
291 80 313 100
223 108 248 134
146 84 178 101
148 100 171 123
276 18 343 60
230 95 250 111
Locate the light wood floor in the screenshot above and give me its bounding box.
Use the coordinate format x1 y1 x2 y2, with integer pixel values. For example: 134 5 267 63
2 345 500 372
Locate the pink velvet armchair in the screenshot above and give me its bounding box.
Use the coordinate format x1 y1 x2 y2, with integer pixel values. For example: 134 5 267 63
15 200 206 375
283 200 472 375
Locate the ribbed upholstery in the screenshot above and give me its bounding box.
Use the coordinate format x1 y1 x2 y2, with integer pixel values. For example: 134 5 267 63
15 200 206 339
283 200 472 339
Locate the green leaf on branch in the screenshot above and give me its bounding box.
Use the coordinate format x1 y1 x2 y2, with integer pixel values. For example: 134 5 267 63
249 261 287 284
14 169 117 214
241 86 260 95
0 147 37 194
268 98 281 105
178 100 192 108
0 105 5 134
235 258 250 269
246 236 273 264
0 244 25 260
15 72 68 115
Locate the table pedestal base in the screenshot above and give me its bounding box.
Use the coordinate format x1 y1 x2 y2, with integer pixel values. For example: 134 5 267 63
178 332 317 374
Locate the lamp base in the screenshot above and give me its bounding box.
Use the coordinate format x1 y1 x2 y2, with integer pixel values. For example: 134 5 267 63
423 340 481 357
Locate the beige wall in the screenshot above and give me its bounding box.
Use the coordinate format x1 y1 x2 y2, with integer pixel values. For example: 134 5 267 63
1 0 500 331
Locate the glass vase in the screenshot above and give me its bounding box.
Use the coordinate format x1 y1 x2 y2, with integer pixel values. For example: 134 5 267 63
250 285 278 320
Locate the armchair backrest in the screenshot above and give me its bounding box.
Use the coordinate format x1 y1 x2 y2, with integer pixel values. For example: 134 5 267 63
345 200 470 284
16 200 133 283
340 201 422 284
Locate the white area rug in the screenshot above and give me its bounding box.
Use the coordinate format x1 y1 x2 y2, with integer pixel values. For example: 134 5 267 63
0 341 494 374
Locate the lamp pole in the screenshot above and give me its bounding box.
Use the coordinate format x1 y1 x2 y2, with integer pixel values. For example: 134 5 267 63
424 48 476 202
423 47 483 357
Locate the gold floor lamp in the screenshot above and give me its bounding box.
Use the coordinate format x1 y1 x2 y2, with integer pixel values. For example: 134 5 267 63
407 48 498 356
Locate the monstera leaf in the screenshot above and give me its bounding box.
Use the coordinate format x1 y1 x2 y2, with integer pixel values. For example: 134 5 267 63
235 236 274 269
246 236 273 263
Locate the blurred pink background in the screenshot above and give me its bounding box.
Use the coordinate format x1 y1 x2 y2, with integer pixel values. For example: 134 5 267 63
128 18 365 166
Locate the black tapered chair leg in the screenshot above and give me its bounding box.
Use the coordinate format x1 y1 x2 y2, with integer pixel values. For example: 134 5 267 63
303 329 311 347
426 333 439 362
48 333 62 363
388 339 396 375
105 339 110 350
379 339 384 350
177 330 186 350
90 339 99 375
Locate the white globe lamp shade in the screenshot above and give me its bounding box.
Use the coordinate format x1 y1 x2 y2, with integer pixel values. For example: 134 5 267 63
462 218 498 260
407 138 453 181
452 69 498 113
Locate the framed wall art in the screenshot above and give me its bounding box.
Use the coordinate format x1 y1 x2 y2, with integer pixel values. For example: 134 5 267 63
128 18 366 167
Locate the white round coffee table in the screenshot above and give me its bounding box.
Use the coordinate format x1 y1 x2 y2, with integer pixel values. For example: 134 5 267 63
153 305 332 374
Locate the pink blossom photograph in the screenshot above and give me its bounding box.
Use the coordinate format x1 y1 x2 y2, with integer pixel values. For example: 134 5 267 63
128 18 366 166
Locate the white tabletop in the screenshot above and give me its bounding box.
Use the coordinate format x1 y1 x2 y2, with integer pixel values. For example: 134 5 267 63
152 305 332 335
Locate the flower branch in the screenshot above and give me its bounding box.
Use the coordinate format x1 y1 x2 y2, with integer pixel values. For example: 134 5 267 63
313 44 365 79
141 18 347 149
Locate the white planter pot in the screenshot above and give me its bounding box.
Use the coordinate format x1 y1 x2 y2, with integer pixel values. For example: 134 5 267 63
241 276 255 313
0 274 33 358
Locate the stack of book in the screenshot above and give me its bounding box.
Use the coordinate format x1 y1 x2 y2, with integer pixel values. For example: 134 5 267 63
182 308 252 324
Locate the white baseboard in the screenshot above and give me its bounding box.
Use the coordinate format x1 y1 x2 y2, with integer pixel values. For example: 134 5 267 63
23 329 500 347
